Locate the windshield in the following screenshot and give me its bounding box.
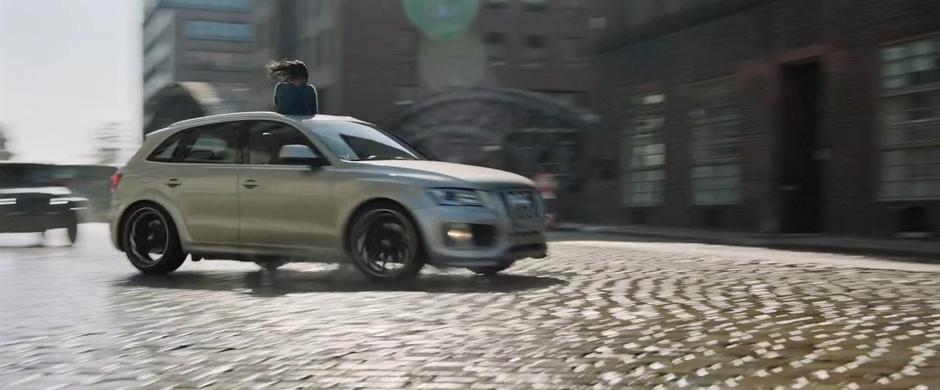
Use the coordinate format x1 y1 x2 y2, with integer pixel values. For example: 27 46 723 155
307 120 422 161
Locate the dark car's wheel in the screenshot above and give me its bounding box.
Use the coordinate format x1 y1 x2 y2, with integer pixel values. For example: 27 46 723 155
123 205 186 274
256 261 285 272
348 204 424 282
469 263 513 276
65 211 79 245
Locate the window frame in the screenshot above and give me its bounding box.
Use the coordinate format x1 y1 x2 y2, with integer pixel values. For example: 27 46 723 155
184 20 255 43
621 92 667 207
523 34 548 67
240 120 330 167
521 0 548 12
173 122 244 165
485 0 508 10
686 77 742 206
877 33 940 201
146 131 189 163
484 32 508 66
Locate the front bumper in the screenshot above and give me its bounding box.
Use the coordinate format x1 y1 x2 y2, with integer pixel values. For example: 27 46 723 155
412 205 548 268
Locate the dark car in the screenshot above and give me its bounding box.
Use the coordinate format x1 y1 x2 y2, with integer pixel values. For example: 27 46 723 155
0 162 88 245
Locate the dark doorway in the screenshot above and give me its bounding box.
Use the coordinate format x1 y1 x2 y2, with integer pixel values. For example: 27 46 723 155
778 62 824 233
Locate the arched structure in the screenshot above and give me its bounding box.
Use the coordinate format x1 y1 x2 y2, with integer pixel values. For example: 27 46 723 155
143 82 236 135
388 87 603 217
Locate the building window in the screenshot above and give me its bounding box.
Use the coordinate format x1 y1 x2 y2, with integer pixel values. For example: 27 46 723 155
185 21 254 42
524 35 547 67
164 0 251 12
562 37 584 65
521 0 548 12
562 0 585 8
879 35 940 200
689 78 741 205
185 51 253 73
622 93 666 206
486 0 508 9
484 33 508 66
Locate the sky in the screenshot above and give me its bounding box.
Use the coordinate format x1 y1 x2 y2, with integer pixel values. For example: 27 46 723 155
0 0 141 164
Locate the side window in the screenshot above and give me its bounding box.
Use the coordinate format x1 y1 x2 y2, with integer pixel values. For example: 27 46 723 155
246 121 320 165
147 132 185 162
179 123 240 164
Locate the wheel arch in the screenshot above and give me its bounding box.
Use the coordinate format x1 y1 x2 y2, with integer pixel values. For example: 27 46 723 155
341 198 427 257
116 200 181 253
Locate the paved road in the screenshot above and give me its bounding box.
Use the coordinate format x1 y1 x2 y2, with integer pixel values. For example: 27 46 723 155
1 225 940 389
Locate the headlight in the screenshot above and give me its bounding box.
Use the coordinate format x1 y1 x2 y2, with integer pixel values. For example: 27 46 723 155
428 188 484 207
50 199 69 206
0 198 15 206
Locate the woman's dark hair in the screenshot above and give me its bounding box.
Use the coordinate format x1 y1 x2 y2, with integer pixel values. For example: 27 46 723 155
267 59 309 82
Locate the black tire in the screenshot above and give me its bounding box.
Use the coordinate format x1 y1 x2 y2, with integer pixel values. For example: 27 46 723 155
122 204 186 274
469 263 513 276
348 203 425 282
66 211 79 245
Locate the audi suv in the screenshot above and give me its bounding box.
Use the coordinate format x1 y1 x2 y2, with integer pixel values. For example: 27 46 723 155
110 112 547 281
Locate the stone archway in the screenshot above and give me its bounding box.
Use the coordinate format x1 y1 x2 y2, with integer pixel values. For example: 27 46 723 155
388 87 602 218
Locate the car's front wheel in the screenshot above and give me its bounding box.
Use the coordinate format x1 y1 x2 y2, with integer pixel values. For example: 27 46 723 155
123 205 186 274
348 204 424 282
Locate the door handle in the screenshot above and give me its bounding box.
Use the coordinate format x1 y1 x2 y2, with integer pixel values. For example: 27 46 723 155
242 179 259 189
165 179 181 188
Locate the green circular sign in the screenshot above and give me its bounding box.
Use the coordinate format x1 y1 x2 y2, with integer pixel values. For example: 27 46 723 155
402 0 480 41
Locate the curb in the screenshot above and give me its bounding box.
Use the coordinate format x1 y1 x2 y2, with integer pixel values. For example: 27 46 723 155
551 225 940 263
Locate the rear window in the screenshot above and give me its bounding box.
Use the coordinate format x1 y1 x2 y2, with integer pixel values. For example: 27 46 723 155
147 132 186 162
179 126 239 164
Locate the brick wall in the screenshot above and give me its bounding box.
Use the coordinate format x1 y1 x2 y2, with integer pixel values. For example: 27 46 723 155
593 0 940 236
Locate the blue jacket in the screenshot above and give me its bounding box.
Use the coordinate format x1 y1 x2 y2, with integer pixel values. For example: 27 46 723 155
274 82 318 116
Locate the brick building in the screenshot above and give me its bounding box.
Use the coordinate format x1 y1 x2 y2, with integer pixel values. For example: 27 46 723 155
253 0 596 125
590 0 940 237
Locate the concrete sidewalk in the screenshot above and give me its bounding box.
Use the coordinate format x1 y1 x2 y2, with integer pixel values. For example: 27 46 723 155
553 223 940 262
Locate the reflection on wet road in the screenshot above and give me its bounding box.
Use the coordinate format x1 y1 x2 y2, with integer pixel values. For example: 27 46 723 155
2 225 940 388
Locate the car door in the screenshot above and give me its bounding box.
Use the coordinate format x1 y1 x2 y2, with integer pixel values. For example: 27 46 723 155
237 120 337 255
161 122 241 248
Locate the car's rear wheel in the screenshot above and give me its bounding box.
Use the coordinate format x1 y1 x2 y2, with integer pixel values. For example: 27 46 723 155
65 211 79 245
123 205 185 274
468 263 513 276
349 204 424 282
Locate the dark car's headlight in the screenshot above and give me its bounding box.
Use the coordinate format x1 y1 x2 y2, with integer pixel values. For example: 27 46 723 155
428 188 484 207
0 198 15 206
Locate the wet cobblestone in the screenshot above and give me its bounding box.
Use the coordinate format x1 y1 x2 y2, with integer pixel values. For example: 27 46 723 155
1 227 940 388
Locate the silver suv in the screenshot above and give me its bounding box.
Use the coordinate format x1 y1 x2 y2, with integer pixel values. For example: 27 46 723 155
110 112 547 281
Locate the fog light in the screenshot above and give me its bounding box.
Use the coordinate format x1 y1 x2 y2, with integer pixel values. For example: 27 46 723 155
446 224 473 242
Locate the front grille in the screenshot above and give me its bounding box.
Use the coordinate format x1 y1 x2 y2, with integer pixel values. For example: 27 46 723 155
16 197 48 212
501 189 541 222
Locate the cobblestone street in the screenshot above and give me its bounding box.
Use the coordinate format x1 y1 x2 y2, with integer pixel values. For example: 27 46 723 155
1 225 940 389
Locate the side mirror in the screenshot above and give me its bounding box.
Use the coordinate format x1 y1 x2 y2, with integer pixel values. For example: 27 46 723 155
278 144 327 166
